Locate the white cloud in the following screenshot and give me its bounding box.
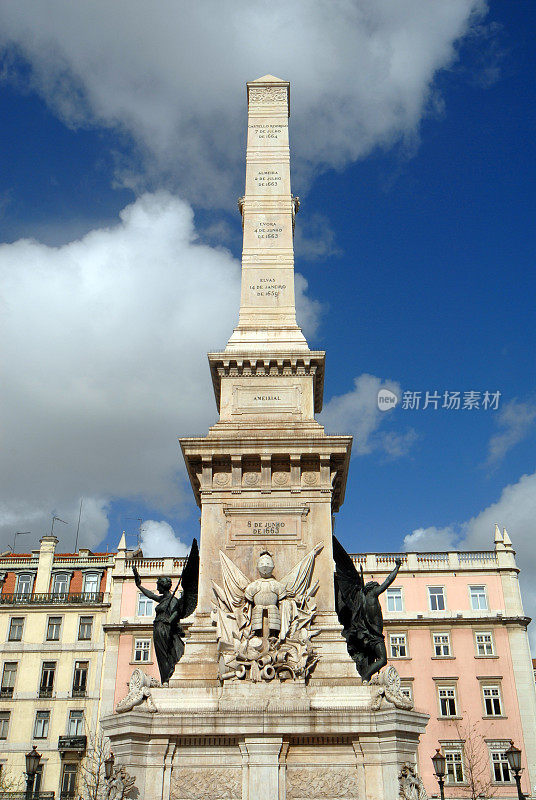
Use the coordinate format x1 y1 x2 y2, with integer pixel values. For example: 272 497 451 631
0 0 488 206
140 520 189 558
403 471 536 649
404 525 457 552
321 373 417 458
0 191 321 552
485 398 536 466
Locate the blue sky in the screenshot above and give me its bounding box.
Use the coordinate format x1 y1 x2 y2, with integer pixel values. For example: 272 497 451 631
0 1 535 634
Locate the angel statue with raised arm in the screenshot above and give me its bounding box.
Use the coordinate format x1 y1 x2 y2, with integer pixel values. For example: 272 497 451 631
333 535 402 683
212 543 323 682
131 539 199 686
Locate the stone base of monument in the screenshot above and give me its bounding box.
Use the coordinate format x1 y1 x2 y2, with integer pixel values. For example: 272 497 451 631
101 666 429 800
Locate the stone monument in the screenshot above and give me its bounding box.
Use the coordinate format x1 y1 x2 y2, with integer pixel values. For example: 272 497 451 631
102 75 428 800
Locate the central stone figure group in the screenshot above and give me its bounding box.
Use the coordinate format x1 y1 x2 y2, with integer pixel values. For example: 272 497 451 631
131 536 401 685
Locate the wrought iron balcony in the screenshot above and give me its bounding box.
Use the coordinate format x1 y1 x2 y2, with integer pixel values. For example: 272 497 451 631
0 591 104 606
71 688 86 698
0 794 55 799
39 687 53 698
58 734 87 753
0 686 14 698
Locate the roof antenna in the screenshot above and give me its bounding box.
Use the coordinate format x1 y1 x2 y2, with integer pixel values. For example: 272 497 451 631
50 516 68 537
127 517 143 549
75 499 84 553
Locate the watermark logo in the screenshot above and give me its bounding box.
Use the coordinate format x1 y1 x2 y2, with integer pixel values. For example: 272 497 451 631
377 388 399 412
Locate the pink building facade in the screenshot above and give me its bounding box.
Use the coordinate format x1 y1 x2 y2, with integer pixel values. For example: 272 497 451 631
103 526 536 799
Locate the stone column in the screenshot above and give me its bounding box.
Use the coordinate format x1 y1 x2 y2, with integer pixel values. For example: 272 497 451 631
241 738 284 800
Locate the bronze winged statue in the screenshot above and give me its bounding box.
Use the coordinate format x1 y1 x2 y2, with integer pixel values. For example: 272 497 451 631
333 535 401 683
131 538 199 686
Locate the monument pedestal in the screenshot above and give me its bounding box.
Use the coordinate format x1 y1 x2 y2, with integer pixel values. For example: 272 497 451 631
102 679 428 800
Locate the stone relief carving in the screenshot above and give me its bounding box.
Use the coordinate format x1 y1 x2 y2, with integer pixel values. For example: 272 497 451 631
213 471 231 488
399 762 428 800
170 767 241 800
287 766 359 799
243 471 261 487
115 668 159 714
249 87 287 104
272 471 290 486
106 765 137 799
212 545 323 682
370 665 414 711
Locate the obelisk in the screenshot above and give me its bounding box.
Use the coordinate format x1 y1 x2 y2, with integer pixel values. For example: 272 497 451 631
176 75 353 686
226 75 307 350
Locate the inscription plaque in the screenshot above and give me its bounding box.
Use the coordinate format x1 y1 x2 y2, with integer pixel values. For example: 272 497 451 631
232 385 301 414
224 505 309 544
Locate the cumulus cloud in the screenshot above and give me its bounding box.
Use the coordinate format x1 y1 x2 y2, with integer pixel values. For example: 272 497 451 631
321 373 418 457
0 0 488 206
485 398 536 466
0 191 321 552
140 520 189 558
403 472 536 649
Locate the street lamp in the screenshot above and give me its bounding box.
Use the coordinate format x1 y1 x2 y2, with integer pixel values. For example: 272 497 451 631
505 742 525 800
25 745 41 800
431 748 446 800
104 752 115 781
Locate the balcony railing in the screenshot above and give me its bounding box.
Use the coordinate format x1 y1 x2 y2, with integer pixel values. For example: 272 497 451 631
0 794 55 799
0 592 104 606
39 687 53 698
71 688 86 698
0 686 14 698
58 734 87 752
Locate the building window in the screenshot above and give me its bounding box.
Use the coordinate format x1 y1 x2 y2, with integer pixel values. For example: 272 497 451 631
475 631 494 656
389 634 407 658
15 572 33 597
438 686 457 717
1 662 17 697
33 710 50 739
83 573 99 596
433 632 451 657
483 685 502 716
385 587 403 612
133 638 151 662
52 572 70 597
78 616 93 641
490 749 511 783
470 585 488 611
46 615 62 641
68 710 84 736
137 594 154 616
0 711 10 739
428 586 446 611
400 685 413 702
444 747 465 784
8 617 24 642
72 661 88 697
40 661 56 698
60 763 78 798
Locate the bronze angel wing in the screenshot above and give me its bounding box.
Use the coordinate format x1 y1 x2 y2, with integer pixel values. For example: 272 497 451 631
332 535 364 623
178 538 199 619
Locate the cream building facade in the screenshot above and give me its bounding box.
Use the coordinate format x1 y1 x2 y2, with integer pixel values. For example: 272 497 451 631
0 536 112 798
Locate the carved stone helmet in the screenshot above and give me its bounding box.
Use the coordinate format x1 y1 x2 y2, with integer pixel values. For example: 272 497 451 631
257 551 274 578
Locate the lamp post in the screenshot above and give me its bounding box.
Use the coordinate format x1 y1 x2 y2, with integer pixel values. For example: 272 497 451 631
25 745 41 800
505 742 525 800
431 748 446 800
